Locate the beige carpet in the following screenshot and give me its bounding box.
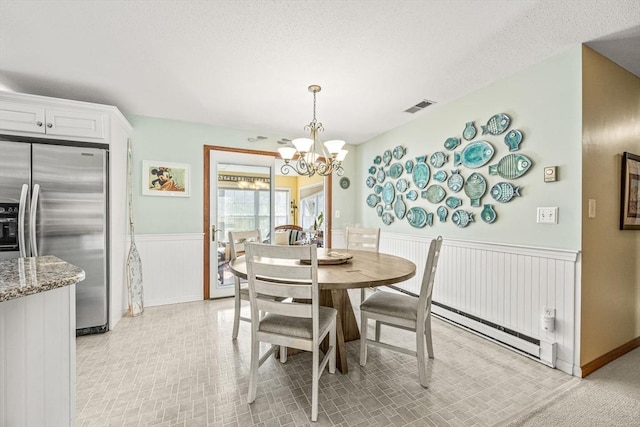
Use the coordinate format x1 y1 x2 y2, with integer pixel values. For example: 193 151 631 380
504 347 640 426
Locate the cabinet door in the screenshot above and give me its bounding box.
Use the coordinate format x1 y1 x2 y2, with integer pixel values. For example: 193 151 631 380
0 101 46 134
45 108 105 139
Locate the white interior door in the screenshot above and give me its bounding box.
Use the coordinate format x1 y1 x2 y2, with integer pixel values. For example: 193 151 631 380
209 151 275 298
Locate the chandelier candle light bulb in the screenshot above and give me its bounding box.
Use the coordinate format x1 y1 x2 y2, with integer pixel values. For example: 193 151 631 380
278 85 347 177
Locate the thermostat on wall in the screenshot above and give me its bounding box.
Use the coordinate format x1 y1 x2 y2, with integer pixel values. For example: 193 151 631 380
544 166 557 182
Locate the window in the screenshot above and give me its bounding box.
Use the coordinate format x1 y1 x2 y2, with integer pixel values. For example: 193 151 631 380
217 187 289 241
274 189 290 227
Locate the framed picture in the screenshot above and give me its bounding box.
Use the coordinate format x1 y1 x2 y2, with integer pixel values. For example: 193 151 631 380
142 160 191 197
620 152 640 230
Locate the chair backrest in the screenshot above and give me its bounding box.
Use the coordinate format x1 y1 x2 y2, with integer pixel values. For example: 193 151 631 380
275 224 303 245
275 224 303 232
418 236 443 316
345 227 380 252
228 229 262 262
245 243 320 329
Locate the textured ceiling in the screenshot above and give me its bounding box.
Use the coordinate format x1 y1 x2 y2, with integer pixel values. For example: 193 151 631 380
1 1 639 145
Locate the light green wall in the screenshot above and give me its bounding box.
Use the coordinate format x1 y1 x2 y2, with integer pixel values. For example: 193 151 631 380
356 46 583 250
127 115 358 234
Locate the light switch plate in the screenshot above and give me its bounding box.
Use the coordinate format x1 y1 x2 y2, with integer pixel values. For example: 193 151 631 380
537 207 558 224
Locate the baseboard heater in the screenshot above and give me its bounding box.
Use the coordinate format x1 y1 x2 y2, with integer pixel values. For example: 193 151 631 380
386 286 557 367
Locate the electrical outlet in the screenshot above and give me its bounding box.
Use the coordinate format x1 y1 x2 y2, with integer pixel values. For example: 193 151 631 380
537 207 558 224
335 210 340 218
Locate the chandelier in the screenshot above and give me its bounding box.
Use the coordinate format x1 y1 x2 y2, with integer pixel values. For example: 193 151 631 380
278 85 348 177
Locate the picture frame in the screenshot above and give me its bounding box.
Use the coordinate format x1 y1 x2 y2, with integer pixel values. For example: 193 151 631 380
620 152 640 230
142 160 191 197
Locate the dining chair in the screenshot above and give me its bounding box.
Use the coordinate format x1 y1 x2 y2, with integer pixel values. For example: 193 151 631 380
274 224 305 245
359 236 443 388
228 229 262 340
344 227 380 302
245 242 337 422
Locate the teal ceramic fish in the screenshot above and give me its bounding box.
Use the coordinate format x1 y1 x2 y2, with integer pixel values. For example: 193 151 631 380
424 184 446 204
454 140 495 168
464 172 487 207
446 196 462 209
393 145 406 160
434 170 448 182
504 129 523 151
366 176 375 188
489 154 532 179
376 205 383 217
444 137 461 151
481 204 497 224
394 195 406 220
366 194 380 208
383 150 392 166
387 162 404 178
482 113 511 135
490 182 521 203
406 207 428 228
412 160 430 189
369 166 377 175
374 185 383 194
406 190 418 201
463 122 477 141
396 178 409 192
405 159 414 173
437 206 448 222
382 212 395 225
430 151 448 168
382 182 395 209
447 169 464 193
452 209 474 228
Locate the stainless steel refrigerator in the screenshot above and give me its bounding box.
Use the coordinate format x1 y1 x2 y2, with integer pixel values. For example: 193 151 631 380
0 137 109 335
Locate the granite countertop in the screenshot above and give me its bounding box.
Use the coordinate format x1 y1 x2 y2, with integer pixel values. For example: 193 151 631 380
0 255 85 303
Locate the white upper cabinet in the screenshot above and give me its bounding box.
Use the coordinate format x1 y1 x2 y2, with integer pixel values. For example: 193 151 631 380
0 100 105 139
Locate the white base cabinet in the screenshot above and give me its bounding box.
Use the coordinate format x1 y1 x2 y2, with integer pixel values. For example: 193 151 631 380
0 286 76 427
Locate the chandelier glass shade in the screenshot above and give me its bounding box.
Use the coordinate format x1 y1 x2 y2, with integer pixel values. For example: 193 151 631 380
278 85 347 177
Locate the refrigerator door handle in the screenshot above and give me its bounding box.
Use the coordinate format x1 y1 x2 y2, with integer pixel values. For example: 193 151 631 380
18 184 29 258
30 183 40 257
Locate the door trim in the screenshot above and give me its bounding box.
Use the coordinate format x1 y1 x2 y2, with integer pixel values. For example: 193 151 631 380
203 145 332 299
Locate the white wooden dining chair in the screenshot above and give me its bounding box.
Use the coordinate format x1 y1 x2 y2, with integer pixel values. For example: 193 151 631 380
359 236 443 388
245 243 336 422
344 227 380 302
228 229 262 340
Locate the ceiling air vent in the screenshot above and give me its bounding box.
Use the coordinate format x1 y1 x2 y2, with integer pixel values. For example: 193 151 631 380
404 99 436 114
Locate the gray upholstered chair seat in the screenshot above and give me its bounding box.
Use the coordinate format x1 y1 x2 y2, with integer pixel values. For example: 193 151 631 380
259 307 337 339
360 291 418 321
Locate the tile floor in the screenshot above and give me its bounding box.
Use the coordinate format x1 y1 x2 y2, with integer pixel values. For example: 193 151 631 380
76 291 576 426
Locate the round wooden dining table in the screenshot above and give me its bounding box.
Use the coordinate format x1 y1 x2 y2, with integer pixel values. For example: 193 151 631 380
229 248 416 373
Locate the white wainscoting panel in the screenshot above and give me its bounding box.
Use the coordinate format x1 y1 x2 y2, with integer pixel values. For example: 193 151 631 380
134 234 204 308
378 232 579 375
